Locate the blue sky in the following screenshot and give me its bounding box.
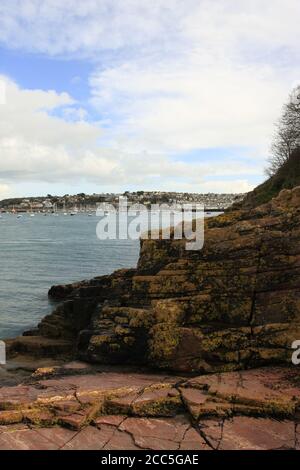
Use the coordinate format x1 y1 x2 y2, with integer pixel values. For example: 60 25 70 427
0 0 300 198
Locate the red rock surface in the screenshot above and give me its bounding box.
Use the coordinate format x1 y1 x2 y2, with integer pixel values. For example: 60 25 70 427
199 417 296 450
0 364 299 450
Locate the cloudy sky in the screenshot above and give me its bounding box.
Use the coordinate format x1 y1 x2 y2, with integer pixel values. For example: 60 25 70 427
0 0 299 199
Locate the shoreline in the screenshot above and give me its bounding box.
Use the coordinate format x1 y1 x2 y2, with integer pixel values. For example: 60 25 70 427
1 186 300 449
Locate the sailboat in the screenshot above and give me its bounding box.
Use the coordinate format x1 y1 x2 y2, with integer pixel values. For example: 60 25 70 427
52 202 59 216
29 203 35 217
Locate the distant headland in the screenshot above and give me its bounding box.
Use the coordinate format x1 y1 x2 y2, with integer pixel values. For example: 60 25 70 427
0 191 245 214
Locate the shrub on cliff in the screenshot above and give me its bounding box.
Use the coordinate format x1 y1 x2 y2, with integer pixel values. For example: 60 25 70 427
232 148 300 210
232 86 300 211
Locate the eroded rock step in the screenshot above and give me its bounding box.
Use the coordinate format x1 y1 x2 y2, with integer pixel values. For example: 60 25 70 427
9 186 300 375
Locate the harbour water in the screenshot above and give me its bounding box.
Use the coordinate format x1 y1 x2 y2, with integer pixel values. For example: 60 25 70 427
0 213 140 339
0 210 221 339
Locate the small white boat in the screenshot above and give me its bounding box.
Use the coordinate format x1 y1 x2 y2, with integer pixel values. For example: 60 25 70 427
17 214 23 219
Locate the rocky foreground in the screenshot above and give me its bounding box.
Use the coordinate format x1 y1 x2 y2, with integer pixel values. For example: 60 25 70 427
1 186 300 450
0 362 299 450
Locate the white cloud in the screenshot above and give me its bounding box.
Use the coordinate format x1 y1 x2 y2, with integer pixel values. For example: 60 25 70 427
1 1 300 195
0 183 10 199
90 62 287 154
0 76 260 195
1 0 299 62
0 76 114 182
157 178 254 194
0 77 253 196
182 0 300 59
87 0 300 155
0 0 191 56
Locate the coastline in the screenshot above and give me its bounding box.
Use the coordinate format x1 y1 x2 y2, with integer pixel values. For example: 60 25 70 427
0 186 300 449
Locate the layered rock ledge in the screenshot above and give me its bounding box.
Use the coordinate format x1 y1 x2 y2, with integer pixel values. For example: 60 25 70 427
1 186 300 449
6 185 300 373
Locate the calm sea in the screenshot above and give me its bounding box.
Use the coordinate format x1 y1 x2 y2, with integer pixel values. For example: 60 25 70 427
0 211 220 339
0 213 140 339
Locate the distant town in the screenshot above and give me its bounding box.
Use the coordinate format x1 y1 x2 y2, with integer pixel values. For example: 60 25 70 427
0 191 245 214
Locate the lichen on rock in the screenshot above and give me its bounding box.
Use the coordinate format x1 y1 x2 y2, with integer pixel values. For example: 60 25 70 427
5 186 300 375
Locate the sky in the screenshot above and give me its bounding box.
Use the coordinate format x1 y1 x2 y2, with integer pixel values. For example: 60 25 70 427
0 0 300 199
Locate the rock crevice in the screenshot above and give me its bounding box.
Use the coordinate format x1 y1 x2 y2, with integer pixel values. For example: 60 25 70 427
0 364 299 450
